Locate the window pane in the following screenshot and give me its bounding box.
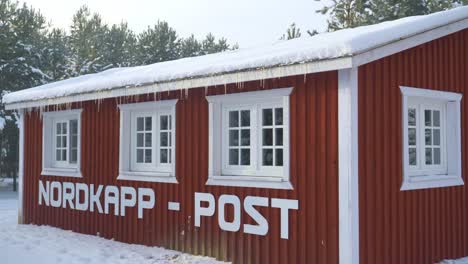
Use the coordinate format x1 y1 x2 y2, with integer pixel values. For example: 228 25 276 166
137 117 144 131
137 149 144 163
275 128 283 146
229 111 239 127
62 136 67 148
425 148 432 165
229 149 239 165
240 149 250 165
425 129 432 145
62 123 67 134
408 128 416 146
229 130 239 146
160 149 168 163
263 129 273 146
56 149 61 161
434 148 441 165
275 108 283 125
241 110 250 127
409 148 417 166
137 133 144 147
70 120 78 134
168 132 172 146
71 135 78 148
408 108 416 126
70 149 77 164
262 149 273 166
160 132 168 147
62 150 67 161
145 117 152 131
168 149 172 163
145 133 152 147
160 115 168 130
56 136 62 148
145 149 152 163
433 129 440 146
275 149 283 166
262 109 273 126
425 110 431 126
433 110 440 127
56 123 62 134
240 129 250 146
169 116 172 130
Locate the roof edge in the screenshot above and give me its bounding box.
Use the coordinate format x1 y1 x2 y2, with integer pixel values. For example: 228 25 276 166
5 57 353 110
353 17 468 67
5 16 468 110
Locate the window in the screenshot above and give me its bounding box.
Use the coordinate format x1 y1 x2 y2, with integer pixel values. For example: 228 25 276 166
207 88 293 189
42 109 82 177
118 100 177 183
401 86 463 191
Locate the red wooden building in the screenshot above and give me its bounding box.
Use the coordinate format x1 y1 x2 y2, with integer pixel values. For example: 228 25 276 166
5 7 468 264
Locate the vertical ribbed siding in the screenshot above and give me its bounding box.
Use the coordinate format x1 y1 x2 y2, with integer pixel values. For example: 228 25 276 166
358 29 468 264
22 71 339 263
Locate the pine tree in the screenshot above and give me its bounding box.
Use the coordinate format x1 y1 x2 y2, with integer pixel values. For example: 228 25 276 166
281 23 302 40
135 21 179 65
42 28 70 81
179 34 202 58
68 6 108 76
317 0 369 31
200 33 230 55
101 22 137 69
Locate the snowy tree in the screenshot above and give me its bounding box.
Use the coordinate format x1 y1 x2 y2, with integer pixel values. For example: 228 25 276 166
280 23 302 40
200 33 230 55
179 34 202 58
135 21 180 65
317 0 466 31
41 28 70 81
68 6 108 76
101 22 137 68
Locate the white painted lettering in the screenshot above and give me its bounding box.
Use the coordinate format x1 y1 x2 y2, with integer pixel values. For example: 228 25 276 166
120 187 136 217
89 184 103 213
194 192 215 227
50 181 62 208
38 181 50 206
104 186 119 216
62 182 75 209
218 195 241 232
75 183 89 211
137 188 155 219
244 196 269 236
271 198 299 239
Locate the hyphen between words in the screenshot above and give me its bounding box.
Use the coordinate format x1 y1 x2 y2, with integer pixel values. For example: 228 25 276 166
38 180 299 239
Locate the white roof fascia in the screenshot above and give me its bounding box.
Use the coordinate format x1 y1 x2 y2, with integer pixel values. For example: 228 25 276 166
352 17 468 67
5 57 352 110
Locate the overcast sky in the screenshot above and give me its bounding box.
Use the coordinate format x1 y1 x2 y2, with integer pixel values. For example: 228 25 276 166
21 0 331 48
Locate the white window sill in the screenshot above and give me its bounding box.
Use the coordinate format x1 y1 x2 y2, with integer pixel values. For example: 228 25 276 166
41 168 82 178
206 175 293 190
401 174 464 191
117 171 178 183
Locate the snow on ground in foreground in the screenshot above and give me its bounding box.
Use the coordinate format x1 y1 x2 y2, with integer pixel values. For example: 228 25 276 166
0 192 225 264
441 257 468 264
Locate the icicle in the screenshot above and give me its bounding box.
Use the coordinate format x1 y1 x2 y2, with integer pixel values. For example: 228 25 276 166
304 73 307 84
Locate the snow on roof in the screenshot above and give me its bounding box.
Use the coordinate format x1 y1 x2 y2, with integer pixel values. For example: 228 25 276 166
4 6 468 107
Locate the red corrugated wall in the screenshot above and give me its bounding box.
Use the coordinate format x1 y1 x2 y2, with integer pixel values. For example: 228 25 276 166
23 72 339 263
358 29 468 263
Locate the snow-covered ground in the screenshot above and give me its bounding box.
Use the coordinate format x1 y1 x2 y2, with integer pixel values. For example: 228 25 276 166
0 192 224 264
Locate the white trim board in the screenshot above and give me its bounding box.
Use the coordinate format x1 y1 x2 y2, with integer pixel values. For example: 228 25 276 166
338 68 359 264
18 110 25 224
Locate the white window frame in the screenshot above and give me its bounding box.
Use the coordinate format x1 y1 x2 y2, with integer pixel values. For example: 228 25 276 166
206 88 293 190
42 109 82 178
401 86 463 191
118 100 177 183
